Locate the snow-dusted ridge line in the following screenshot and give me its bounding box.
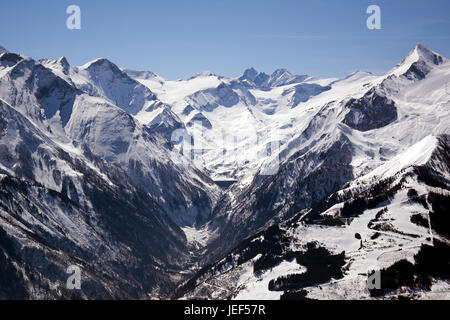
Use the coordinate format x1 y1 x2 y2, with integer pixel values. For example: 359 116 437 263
1 43 449 299
178 135 450 300
352 135 438 186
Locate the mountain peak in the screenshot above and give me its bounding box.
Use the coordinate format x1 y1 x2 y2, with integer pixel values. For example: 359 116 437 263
58 57 70 75
80 58 124 77
239 67 308 87
37 56 71 75
271 68 291 77
81 57 118 70
239 67 270 87
267 68 308 87
57 56 69 66
55 56 70 73
241 67 259 81
389 43 446 79
411 43 445 64
414 43 433 55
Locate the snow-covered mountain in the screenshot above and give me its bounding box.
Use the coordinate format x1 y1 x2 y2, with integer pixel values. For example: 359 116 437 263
171 44 449 300
128 66 339 181
239 67 308 88
0 43 449 299
0 48 220 298
176 135 450 300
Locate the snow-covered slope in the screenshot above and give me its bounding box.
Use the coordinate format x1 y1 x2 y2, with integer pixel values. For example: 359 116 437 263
0 50 220 227
129 67 355 181
41 57 186 139
177 135 450 300
171 44 450 300
197 44 449 260
0 47 221 298
0 97 190 298
1 43 449 300
126 44 448 187
70 58 157 115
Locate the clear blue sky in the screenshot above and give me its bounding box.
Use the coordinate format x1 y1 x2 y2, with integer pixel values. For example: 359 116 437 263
1 0 449 79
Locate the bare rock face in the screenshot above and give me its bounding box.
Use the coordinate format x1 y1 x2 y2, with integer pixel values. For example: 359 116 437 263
403 43 445 80
343 88 397 131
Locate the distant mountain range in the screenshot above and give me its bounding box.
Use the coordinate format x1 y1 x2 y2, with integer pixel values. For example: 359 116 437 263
0 43 448 299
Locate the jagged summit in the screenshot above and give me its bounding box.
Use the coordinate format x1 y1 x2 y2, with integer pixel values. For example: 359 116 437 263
80 57 122 73
240 67 267 80
405 43 447 68
239 67 269 87
389 43 447 79
414 43 445 61
39 56 71 74
271 68 290 77
268 68 308 87
242 67 258 76
57 56 69 66
239 67 308 88
0 45 8 54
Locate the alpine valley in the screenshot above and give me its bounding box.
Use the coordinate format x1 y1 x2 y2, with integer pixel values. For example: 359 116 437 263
0 43 448 299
